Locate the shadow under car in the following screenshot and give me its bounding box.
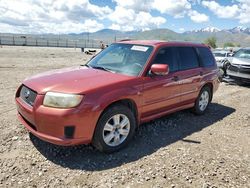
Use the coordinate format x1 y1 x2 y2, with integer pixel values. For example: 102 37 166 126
30 103 235 171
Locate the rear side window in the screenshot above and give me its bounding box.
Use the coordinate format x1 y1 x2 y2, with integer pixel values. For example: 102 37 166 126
197 47 215 67
177 47 199 70
153 47 178 72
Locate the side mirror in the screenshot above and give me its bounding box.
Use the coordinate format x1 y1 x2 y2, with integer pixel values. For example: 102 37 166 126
150 64 169 76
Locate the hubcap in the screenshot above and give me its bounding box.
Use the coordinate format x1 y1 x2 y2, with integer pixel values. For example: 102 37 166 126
102 114 130 147
199 90 209 111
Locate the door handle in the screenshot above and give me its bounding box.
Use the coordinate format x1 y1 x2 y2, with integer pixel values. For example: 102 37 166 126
172 76 179 81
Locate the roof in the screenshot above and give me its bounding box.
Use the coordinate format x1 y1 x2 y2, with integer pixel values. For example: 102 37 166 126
117 40 207 47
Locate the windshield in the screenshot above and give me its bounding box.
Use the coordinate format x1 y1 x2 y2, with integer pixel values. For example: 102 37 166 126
87 43 153 76
213 52 227 57
233 49 250 59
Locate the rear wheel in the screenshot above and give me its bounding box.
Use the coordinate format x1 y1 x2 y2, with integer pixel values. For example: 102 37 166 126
92 105 136 153
193 86 211 115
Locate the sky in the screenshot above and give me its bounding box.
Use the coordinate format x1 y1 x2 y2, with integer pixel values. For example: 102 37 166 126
0 0 250 34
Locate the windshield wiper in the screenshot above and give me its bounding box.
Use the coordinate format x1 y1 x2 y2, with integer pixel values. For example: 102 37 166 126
81 64 91 67
91 66 115 73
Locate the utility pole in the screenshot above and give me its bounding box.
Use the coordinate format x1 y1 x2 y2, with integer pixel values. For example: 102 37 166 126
87 29 89 43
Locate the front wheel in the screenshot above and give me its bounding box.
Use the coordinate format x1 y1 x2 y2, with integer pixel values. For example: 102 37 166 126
192 86 211 115
92 105 136 153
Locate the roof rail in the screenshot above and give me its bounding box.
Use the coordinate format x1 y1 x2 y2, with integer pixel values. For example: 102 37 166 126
119 39 133 42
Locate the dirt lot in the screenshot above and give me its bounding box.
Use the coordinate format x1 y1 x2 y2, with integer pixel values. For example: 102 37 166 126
0 46 249 188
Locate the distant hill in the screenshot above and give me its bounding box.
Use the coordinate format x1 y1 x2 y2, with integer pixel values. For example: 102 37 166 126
68 26 250 47
182 27 250 46
73 29 139 41
2 26 249 47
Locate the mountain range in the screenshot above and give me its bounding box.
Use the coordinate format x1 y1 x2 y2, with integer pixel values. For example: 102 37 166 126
71 26 250 47
187 26 250 35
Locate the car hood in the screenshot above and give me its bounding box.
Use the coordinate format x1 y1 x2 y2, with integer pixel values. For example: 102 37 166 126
23 66 135 94
230 57 250 65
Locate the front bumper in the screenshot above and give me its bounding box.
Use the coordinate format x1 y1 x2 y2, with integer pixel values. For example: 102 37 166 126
17 113 87 145
15 90 100 146
227 69 250 84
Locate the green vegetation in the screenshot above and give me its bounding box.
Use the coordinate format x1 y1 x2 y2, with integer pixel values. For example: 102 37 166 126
223 42 241 48
204 37 217 48
224 42 235 48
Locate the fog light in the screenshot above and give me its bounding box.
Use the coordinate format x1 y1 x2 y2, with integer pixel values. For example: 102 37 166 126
64 126 75 138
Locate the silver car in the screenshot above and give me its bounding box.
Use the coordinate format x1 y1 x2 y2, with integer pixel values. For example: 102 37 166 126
227 48 250 84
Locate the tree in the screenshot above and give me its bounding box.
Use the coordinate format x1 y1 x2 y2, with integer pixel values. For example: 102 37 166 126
224 42 235 48
204 37 217 49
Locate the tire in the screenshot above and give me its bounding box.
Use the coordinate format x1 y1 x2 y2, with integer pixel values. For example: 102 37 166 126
92 105 136 153
192 86 211 115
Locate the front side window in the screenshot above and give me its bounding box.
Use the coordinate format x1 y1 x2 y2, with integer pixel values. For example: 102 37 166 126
177 47 199 70
153 47 178 72
87 43 153 76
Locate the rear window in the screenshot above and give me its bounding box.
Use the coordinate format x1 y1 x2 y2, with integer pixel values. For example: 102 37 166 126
198 47 215 67
177 47 199 70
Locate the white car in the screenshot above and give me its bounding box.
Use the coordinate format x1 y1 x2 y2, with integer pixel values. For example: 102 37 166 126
213 50 231 68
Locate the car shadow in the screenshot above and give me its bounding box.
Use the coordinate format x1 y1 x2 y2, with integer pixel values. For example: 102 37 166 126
222 78 250 88
30 103 235 171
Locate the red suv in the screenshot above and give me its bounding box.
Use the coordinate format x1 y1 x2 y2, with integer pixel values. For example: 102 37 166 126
16 40 219 152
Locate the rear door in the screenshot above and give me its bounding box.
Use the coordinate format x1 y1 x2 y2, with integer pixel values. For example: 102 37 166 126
176 47 202 104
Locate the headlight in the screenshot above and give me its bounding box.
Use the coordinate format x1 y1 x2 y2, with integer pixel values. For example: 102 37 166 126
43 92 83 108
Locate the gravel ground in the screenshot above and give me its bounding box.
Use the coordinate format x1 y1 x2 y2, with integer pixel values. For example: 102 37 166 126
0 46 249 188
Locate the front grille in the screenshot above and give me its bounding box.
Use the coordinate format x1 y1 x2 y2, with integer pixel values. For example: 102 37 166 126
239 65 250 74
228 65 239 72
20 85 37 106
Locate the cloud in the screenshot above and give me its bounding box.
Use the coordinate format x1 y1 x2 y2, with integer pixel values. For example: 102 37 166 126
110 0 208 31
112 0 152 12
0 17 29 27
236 0 250 24
202 0 250 24
0 0 107 33
108 6 166 31
152 0 208 22
202 1 239 19
153 0 191 18
188 10 209 23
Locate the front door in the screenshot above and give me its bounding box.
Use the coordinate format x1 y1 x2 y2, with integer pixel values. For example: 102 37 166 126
141 47 181 118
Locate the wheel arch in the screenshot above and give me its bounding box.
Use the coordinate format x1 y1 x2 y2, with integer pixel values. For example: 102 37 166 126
98 98 139 126
201 82 213 101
